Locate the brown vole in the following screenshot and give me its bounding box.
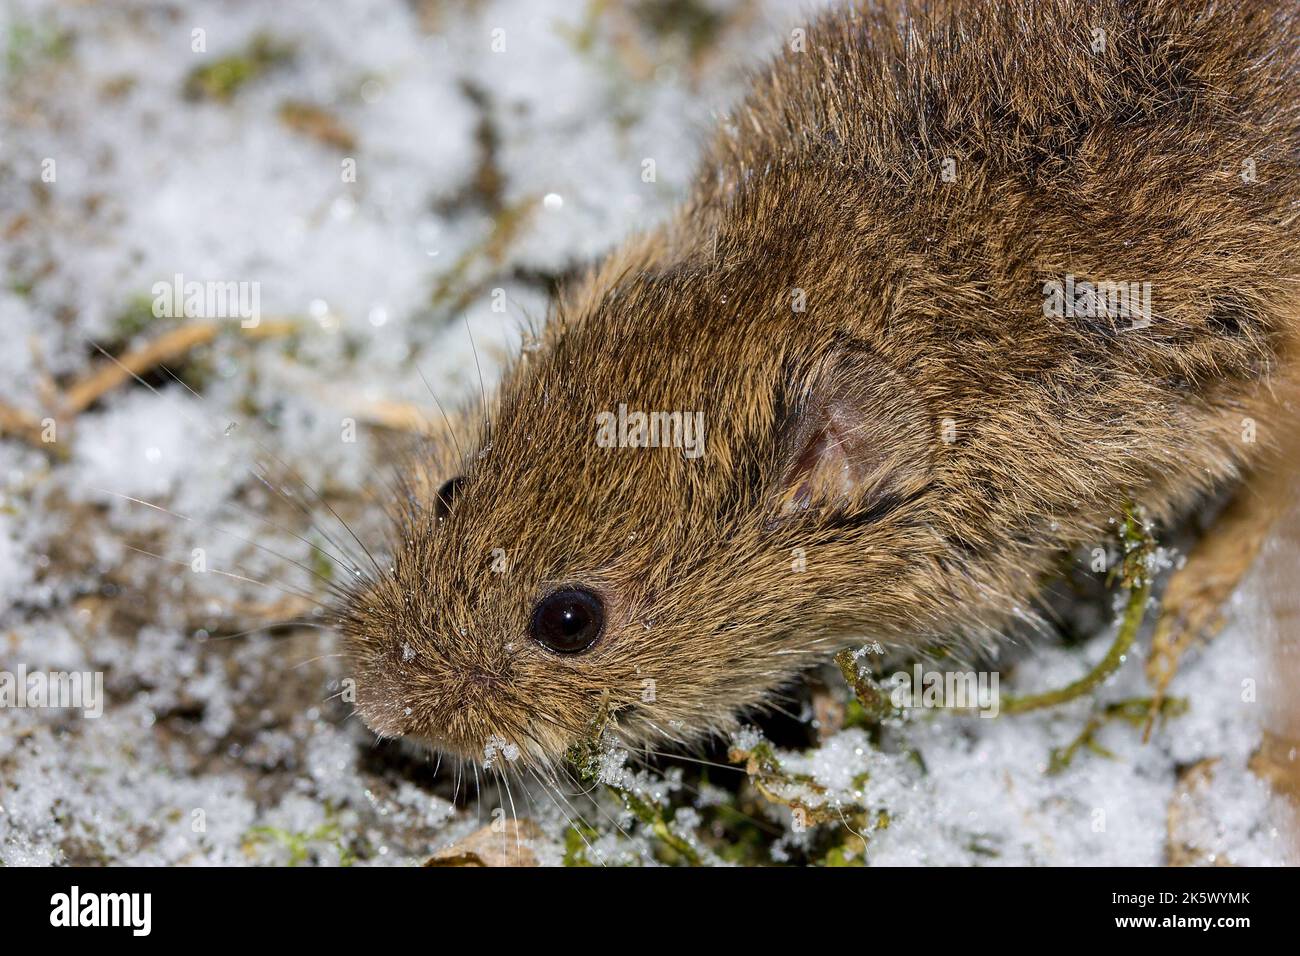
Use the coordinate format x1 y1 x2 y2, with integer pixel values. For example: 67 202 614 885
339 0 1300 769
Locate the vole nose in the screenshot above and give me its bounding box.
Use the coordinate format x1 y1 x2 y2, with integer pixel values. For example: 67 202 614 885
458 667 504 694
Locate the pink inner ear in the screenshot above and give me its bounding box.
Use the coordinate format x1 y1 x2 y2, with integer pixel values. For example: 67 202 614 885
783 404 867 513
774 349 931 520
786 441 821 510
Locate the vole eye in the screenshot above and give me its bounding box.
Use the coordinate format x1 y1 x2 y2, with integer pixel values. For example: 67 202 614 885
530 587 604 654
434 476 464 518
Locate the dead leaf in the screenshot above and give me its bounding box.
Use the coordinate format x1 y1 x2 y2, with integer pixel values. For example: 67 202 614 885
1166 758 1233 867
279 101 356 152
425 818 544 867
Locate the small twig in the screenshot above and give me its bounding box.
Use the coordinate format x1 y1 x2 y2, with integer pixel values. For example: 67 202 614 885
0 320 298 452
429 197 536 313
614 789 701 866
349 399 443 434
728 739 836 825
0 401 48 449
833 648 895 723
1048 696 1188 774
62 320 297 415
729 737 880 865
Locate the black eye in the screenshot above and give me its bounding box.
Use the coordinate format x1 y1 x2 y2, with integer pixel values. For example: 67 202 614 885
434 476 465 518
530 587 604 654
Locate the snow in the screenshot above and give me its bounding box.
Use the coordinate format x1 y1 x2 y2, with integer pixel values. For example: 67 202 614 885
1 0 1292 866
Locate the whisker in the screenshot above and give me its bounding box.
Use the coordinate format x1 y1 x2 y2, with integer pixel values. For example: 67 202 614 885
213 492 360 589
530 769 604 867
121 543 327 609
558 766 637 844
633 747 747 775
291 653 345 669
207 620 332 642
833 804 870 860
245 466 368 581
416 364 465 467
641 718 689 747
156 360 382 581
623 750 782 837
472 761 483 825
97 488 347 601
500 769 519 853
462 314 491 446
82 340 371 579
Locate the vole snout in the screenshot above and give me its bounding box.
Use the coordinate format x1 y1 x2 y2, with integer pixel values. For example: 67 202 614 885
349 628 541 761
343 528 626 764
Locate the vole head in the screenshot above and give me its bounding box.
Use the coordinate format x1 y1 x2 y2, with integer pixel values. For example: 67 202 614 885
338 242 945 771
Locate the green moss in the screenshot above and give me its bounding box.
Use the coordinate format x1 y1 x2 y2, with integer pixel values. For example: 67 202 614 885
562 823 599 867
1001 504 1156 715
1048 695 1188 774
111 293 162 342
835 648 898 725
618 788 702 865
244 820 354 866
553 0 603 56
700 803 773 865
184 34 294 102
278 100 356 151
633 0 725 58
311 538 334 584
965 835 1001 859
5 18 73 79
564 697 709 865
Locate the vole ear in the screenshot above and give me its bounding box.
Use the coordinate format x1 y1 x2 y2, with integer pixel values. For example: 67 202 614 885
772 347 933 521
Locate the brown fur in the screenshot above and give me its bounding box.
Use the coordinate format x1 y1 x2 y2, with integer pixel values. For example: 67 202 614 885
340 0 1300 769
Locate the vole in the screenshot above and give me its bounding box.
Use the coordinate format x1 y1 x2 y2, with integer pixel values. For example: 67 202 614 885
339 0 1300 770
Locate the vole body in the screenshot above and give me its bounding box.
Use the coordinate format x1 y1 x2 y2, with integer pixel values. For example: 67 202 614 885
342 0 1300 767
